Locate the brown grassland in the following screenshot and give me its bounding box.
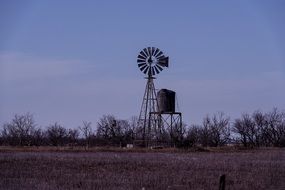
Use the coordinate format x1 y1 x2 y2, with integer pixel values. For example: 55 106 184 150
0 147 284 190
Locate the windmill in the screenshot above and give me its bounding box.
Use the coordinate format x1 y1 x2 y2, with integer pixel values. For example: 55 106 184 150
136 47 169 146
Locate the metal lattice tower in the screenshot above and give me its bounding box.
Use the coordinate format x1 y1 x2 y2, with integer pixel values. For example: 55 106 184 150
137 76 158 146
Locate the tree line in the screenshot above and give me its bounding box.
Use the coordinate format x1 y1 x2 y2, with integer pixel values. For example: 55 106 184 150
0 108 284 148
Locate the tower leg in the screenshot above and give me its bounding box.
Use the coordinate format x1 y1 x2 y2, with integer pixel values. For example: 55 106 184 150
137 77 158 147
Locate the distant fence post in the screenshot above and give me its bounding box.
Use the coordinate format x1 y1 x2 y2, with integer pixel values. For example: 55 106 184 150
219 174 226 190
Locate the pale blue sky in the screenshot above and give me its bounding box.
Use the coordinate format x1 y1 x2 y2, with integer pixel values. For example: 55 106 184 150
0 0 284 128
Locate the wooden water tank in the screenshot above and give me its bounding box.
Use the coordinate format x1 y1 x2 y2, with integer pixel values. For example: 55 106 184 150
157 89 175 113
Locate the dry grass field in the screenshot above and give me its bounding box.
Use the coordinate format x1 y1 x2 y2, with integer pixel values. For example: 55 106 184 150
0 147 284 190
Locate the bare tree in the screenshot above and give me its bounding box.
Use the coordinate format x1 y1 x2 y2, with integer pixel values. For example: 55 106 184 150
46 122 67 146
233 114 256 147
233 108 285 147
252 110 267 146
200 113 230 147
31 128 45 146
129 116 139 140
264 108 285 146
96 115 117 140
209 112 231 146
185 124 201 147
199 116 211 146
79 121 92 148
1 113 37 146
96 115 133 146
117 119 133 145
68 128 79 147
167 122 186 147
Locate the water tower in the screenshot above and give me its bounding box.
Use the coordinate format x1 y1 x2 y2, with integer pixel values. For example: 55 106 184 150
152 89 183 146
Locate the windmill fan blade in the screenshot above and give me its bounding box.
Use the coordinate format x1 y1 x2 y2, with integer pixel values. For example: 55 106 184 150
143 48 149 57
147 47 152 57
140 50 147 58
157 57 169 67
138 62 146 67
156 54 166 59
158 56 169 67
137 59 145 63
148 47 153 56
154 66 160 74
155 51 163 58
153 48 160 56
155 64 163 71
151 47 155 56
138 54 146 60
144 66 150 74
140 64 148 72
